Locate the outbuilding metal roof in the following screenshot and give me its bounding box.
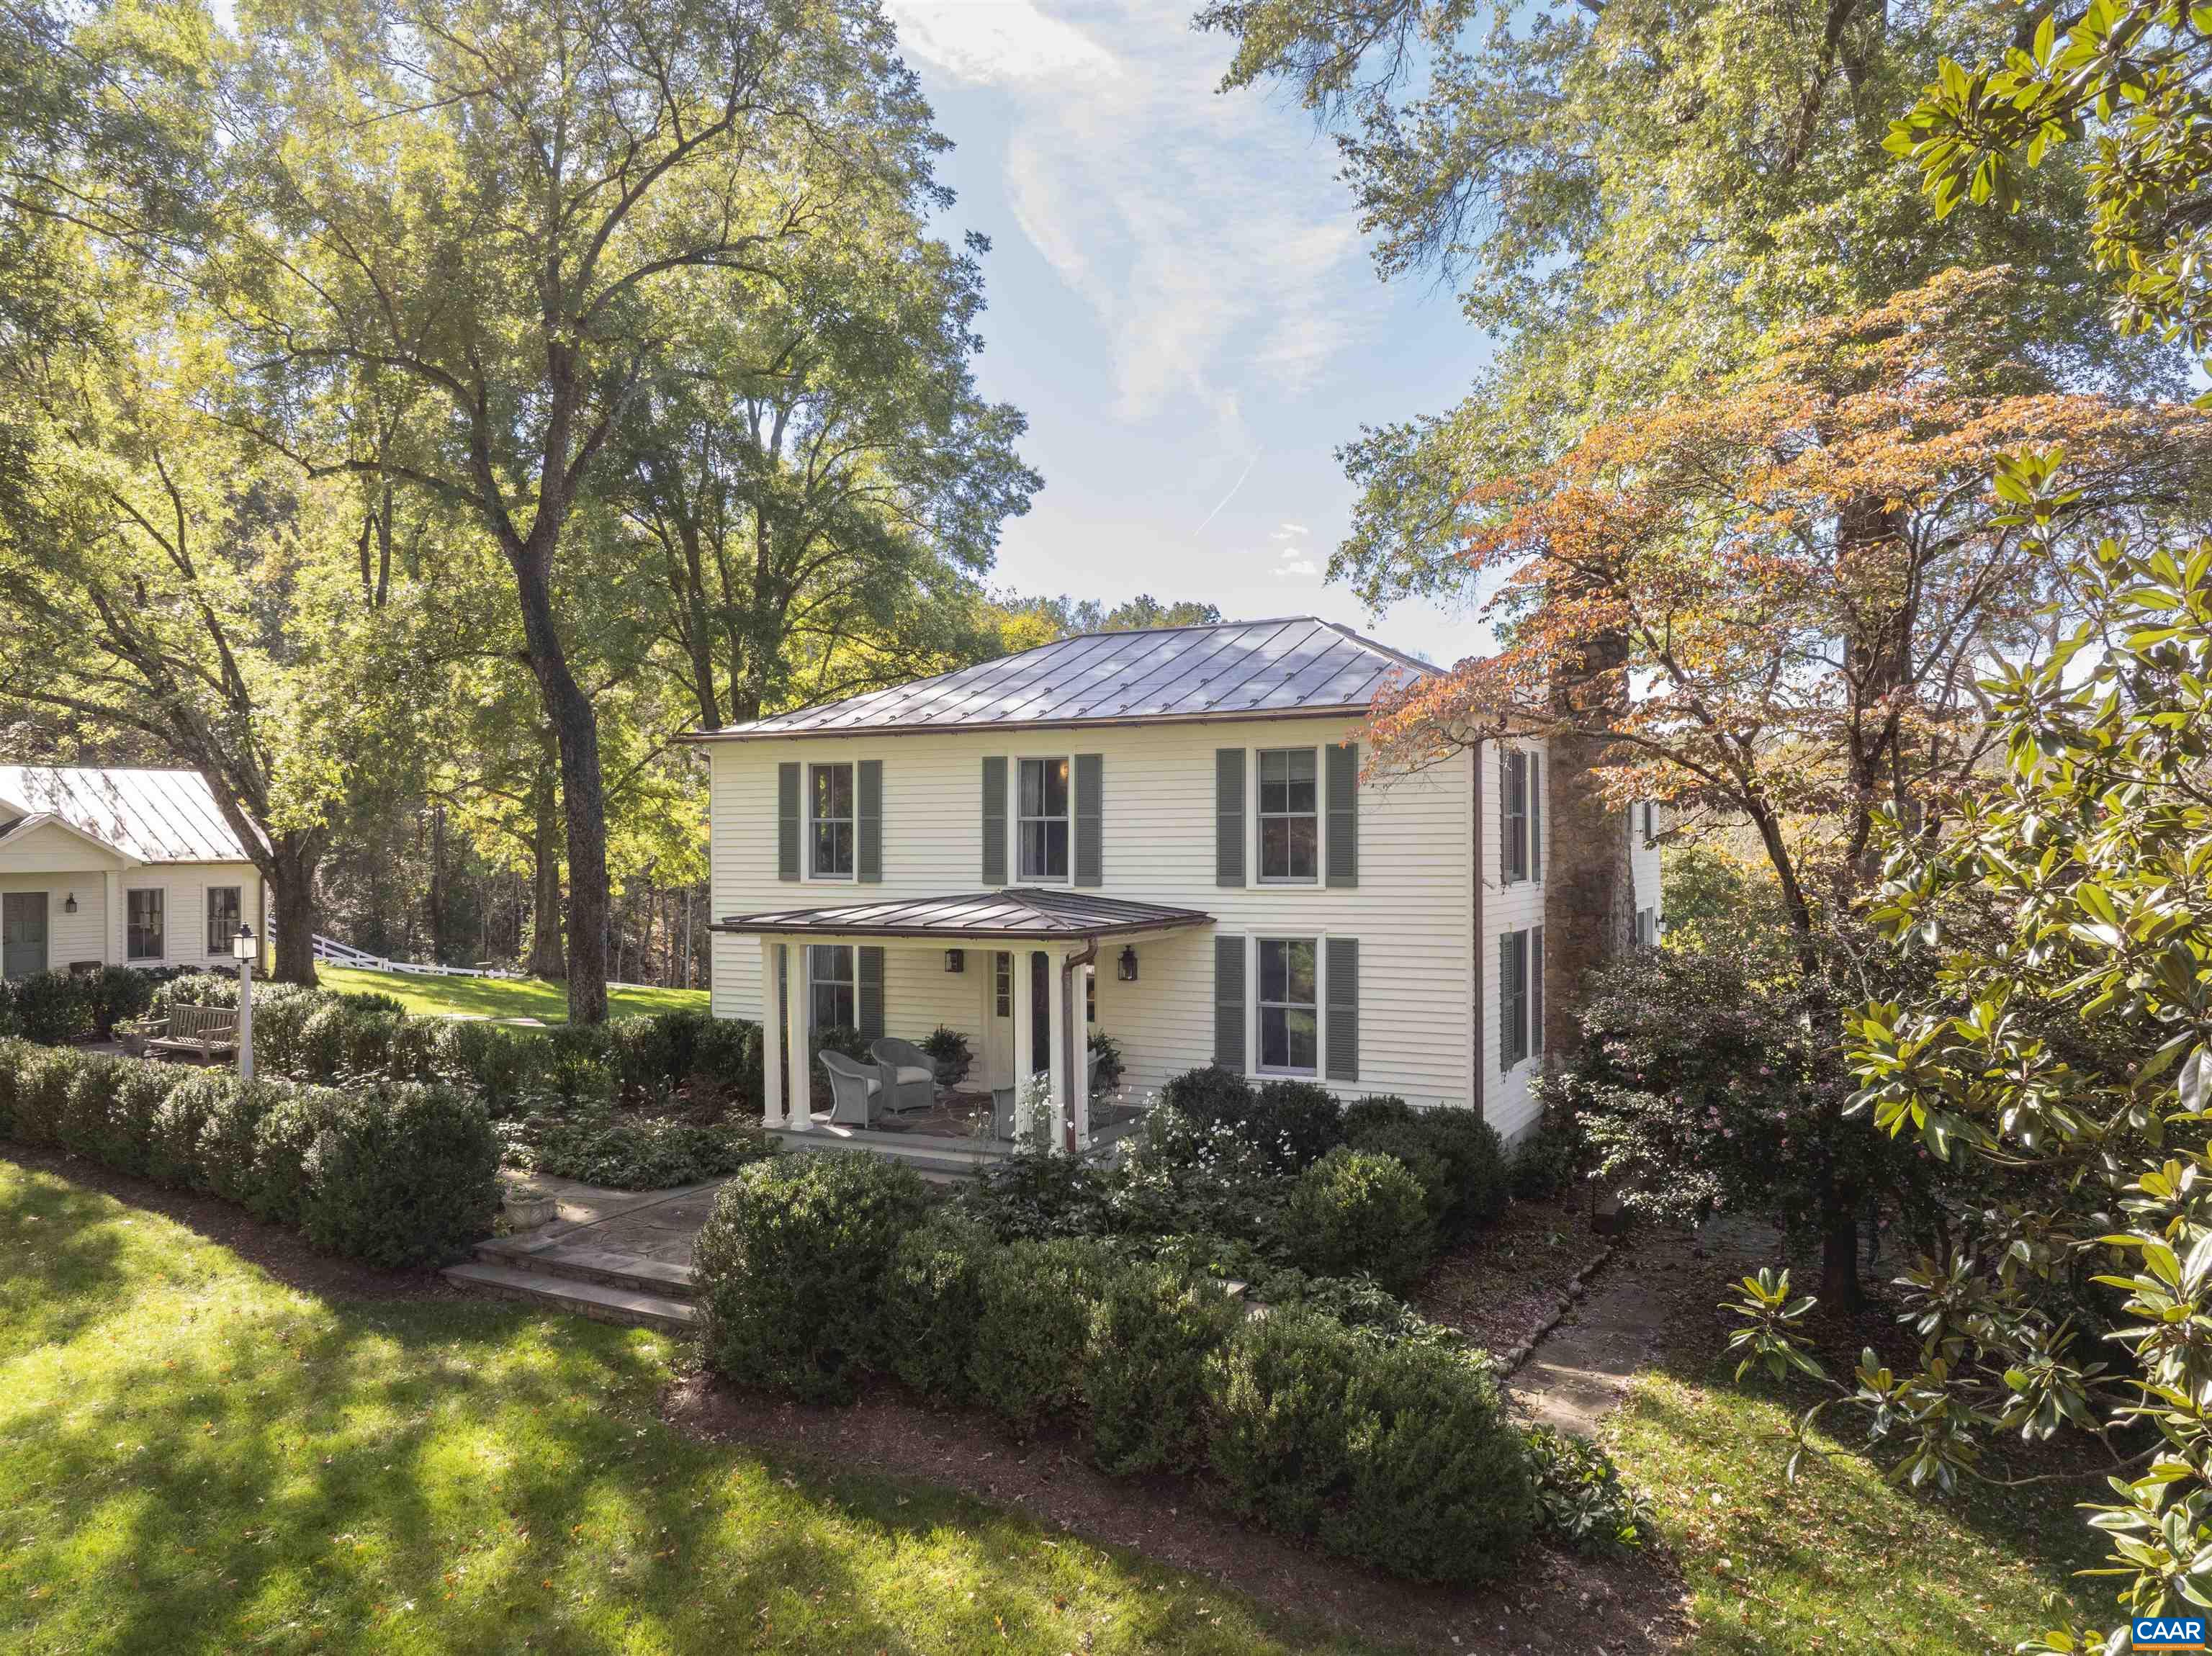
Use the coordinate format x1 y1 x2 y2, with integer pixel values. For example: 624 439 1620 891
690 616 1434 741
713 889 1214 941
0 768 257 864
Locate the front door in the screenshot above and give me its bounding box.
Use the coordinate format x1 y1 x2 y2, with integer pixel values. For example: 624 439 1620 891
3 892 48 979
982 950 1015 1088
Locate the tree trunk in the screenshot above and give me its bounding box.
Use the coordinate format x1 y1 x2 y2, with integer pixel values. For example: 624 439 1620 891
1820 1173 1863 1310
1542 628 1637 1055
526 738 567 980
266 843 322 986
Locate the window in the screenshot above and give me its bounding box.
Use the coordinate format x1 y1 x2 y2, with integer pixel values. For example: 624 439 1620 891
1086 969 1096 1025
205 886 241 955
1257 938 1318 1074
1257 748 1318 881
126 888 164 960
1499 928 1530 1070
1018 757 1069 881
809 943 855 1032
1502 750 1529 883
809 763 855 878
993 950 1012 1019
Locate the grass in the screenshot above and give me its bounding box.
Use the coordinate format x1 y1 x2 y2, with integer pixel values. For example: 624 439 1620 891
315 964 708 1024
1606 1354 2106 1653
0 1157 1369 1656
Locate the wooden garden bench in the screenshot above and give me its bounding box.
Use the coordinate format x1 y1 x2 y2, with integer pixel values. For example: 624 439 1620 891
144 1003 239 1061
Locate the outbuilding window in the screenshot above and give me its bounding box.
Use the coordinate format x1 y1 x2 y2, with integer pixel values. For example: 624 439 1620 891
126 888 165 960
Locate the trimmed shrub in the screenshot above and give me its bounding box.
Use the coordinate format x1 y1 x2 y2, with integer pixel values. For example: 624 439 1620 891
336 989 408 1016
688 1017 760 1112
1082 1261 1242 1475
246 1085 342 1224
1322 1339 1534 1581
1204 1308 1362 1536
1160 1064 1254 1123
1510 1094 1583 1200
506 1115 775 1189
13 971 92 1045
429 1020 544 1115
89 966 165 1036
1344 1104 1511 1238
877 1207 994 1395
1247 1080 1348 1170
1204 1308 1534 1583
56 1052 130 1159
148 1071 238 1189
0 1037 27 1134
969 1236 1119 1435
93 1061 177 1175
1341 1097 1418 1140
1282 1147 1434 1292
12 1045 81 1145
1342 1121 1453 1225
692 1152 930 1404
300 1083 500 1267
153 971 240 1012
198 1079 292 1207
250 989 339 1076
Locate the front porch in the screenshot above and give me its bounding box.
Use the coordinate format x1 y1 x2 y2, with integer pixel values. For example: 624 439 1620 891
715 889 1214 1163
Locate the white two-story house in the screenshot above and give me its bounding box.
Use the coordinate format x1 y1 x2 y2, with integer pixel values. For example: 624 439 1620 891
693 617 1658 1158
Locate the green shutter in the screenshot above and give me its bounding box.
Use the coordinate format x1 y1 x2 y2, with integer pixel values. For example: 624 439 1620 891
1213 935 1246 1071
1498 931 1516 1073
1530 752 1542 881
981 756 1007 886
1325 742 1359 888
777 762 800 881
1531 924 1545 1058
857 760 883 883
857 945 884 1040
1215 749 1246 887
1324 937 1358 1081
1074 753 1103 887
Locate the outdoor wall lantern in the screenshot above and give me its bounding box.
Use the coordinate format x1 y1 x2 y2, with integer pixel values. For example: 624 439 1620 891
944 949 965 973
1117 945 1138 982
62 892 76 914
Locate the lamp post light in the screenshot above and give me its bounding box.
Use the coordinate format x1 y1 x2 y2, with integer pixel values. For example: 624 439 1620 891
232 923 256 1082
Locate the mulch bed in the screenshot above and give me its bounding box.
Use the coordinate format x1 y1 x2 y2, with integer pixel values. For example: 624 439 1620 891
664 1373 1691 1655
1415 1197 1611 1357
0 1143 464 1302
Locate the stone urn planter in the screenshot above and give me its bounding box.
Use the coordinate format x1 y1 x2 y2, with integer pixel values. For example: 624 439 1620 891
500 1184 559 1233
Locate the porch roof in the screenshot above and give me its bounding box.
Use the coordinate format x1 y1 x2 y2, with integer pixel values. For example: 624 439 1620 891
711 888 1213 942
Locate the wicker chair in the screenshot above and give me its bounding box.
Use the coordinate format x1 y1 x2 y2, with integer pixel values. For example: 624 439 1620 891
817 1050 880 1127
868 1038 938 1115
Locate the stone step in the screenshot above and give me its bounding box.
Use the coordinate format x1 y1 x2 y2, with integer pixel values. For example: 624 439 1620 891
471 1239 698 1302
442 1259 698 1333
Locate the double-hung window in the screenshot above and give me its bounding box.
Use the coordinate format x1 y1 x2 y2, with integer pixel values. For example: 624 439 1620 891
1257 748 1318 882
993 950 1012 1019
809 763 855 878
1257 937 1318 1074
810 943 856 1031
1018 757 1069 881
126 889 164 961
204 886 242 955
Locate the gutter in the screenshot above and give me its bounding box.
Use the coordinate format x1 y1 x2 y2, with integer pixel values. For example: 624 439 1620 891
676 704 1384 744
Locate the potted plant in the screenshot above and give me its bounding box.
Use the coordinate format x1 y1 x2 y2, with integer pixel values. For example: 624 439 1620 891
920 1025 974 1089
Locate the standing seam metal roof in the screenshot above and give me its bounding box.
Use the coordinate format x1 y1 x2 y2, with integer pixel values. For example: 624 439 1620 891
0 768 257 863
688 616 1436 739
711 888 1213 940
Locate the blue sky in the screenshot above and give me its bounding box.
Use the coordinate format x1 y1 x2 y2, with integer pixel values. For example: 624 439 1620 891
882 0 1496 666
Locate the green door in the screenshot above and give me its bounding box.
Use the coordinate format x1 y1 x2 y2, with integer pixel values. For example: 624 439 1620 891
3 892 48 979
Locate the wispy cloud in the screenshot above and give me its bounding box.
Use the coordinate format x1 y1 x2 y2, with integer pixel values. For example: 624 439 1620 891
886 0 1370 439
1271 522 1310 541
1273 558 1321 577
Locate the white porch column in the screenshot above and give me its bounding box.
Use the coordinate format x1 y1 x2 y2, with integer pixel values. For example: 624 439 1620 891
102 870 121 964
1072 958 1093 1150
1012 948 1035 1142
785 940 811 1130
1046 945 1070 1156
759 937 785 1129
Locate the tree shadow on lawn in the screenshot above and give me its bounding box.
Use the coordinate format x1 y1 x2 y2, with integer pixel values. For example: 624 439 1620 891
0 1159 1382 1656
666 1372 1694 1655
1599 1223 2114 1655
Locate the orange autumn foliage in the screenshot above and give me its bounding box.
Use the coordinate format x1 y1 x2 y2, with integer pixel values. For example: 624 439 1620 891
1369 269 2212 927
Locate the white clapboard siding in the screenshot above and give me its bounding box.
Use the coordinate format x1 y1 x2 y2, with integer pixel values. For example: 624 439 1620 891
709 715 1480 1111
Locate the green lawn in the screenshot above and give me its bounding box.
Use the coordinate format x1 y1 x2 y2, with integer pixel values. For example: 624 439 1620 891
1608 1358 2105 1653
315 964 709 1023
0 1158 1364 1656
